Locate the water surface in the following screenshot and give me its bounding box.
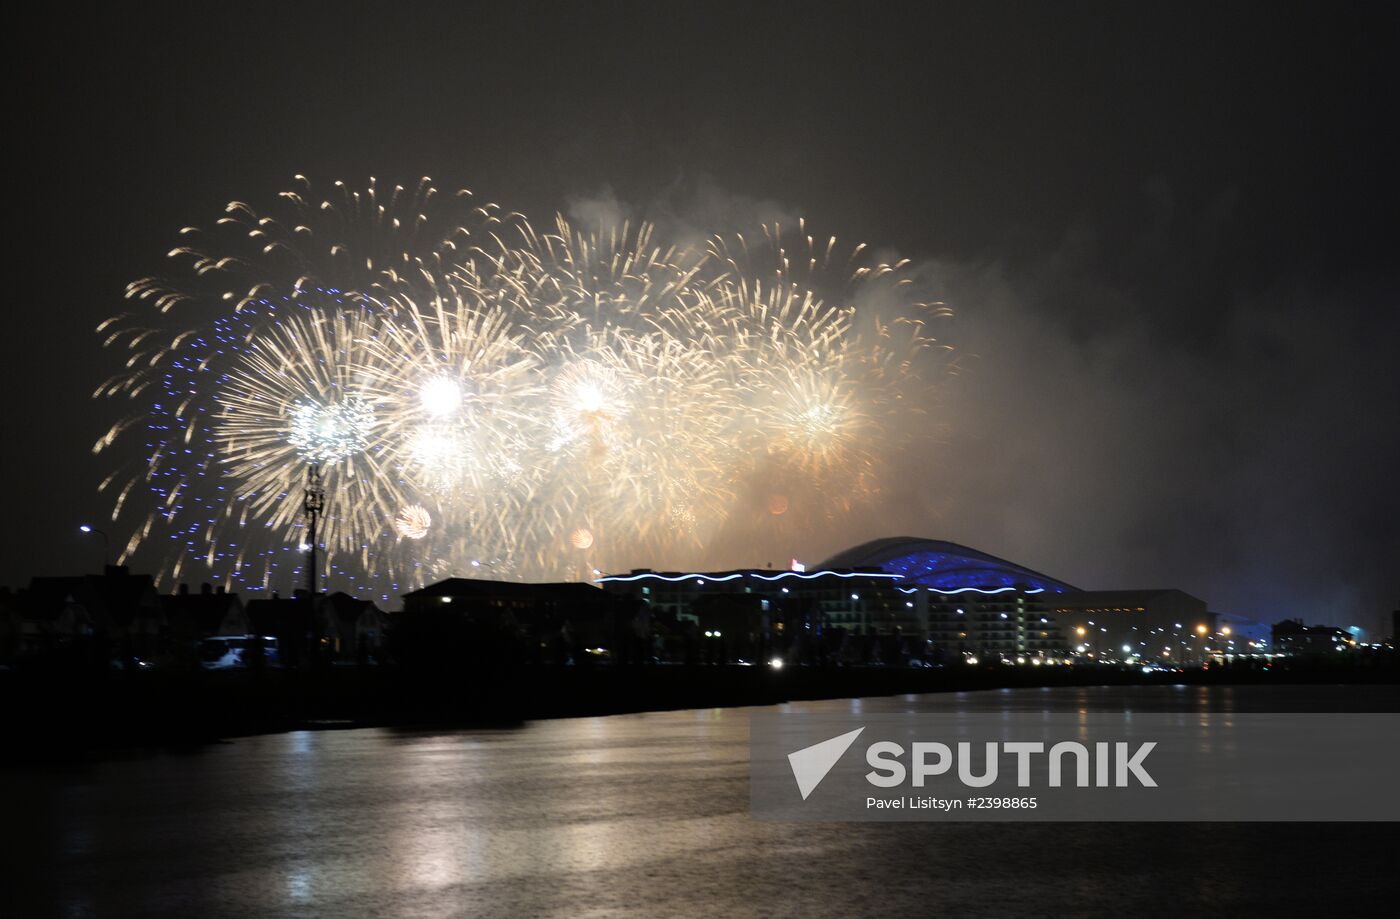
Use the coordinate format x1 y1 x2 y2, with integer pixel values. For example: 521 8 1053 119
12 685 1397 917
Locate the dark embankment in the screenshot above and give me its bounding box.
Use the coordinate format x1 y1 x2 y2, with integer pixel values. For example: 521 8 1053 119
2 652 1396 760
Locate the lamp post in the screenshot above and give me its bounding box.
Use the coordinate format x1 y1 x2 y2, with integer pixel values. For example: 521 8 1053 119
79 524 109 567
1075 625 1089 660
303 463 325 597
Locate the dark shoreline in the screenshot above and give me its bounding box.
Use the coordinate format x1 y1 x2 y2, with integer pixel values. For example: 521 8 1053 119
4 656 1396 761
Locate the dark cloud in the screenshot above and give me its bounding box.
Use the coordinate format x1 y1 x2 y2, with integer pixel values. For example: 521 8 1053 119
911 225 1399 633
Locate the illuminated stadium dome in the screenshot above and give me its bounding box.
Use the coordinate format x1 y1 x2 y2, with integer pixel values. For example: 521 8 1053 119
819 537 1078 594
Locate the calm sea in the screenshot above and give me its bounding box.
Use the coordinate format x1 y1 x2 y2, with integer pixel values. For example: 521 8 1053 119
10 684 1397 917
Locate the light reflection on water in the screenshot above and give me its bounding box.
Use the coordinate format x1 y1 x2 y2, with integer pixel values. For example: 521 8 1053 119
13 685 1398 918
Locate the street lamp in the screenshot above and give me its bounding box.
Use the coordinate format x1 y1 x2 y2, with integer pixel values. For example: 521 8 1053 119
79 524 109 566
1075 625 1094 659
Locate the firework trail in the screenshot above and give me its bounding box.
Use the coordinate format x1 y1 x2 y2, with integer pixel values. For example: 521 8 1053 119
95 179 954 600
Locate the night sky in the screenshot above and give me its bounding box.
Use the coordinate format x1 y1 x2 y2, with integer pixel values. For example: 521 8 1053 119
10 1 1398 631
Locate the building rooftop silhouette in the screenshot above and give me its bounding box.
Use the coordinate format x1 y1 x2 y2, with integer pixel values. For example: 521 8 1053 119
819 537 1078 594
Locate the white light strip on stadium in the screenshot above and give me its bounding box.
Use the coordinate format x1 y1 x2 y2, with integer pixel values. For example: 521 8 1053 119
752 570 900 582
897 586 1049 595
593 573 741 584
595 570 902 584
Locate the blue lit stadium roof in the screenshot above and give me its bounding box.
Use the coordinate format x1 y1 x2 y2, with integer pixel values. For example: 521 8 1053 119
818 537 1079 594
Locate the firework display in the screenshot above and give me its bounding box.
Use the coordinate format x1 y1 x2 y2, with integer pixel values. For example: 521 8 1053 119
95 178 954 600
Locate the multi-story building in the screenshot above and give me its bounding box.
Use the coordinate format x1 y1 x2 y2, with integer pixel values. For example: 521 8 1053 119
917 591 1066 661
597 568 911 631
1271 620 1355 656
1048 589 1219 664
818 538 1076 661
400 578 619 664
595 567 916 663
